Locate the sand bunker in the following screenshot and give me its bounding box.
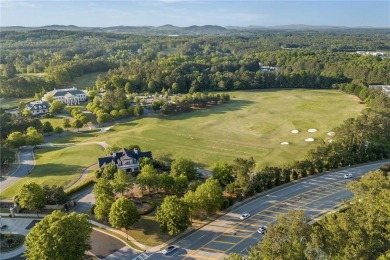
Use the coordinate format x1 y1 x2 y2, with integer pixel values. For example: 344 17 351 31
327 131 335 136
291 130 299 134
305 138 315 142
307 129 317 133
281 142 289 145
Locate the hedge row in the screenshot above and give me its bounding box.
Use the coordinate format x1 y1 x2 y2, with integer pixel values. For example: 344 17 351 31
65 180 96 197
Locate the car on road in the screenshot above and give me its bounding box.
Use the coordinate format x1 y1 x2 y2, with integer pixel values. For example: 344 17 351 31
162 245 177 255
344 173 353 179
240 212 251 220
258 225 267 234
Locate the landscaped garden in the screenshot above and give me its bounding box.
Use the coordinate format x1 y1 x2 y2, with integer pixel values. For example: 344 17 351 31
0 233 25 252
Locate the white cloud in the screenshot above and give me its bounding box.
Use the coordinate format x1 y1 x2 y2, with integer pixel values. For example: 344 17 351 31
1 0 37 8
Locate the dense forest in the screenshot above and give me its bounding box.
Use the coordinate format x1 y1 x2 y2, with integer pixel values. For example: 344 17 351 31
1 30 389 98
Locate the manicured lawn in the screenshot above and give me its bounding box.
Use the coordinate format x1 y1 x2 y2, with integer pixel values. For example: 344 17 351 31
0 144 104 199
51 130 105 144
0 97 34 109
60 72 106 90
41 117 69 129
93 89 364 169
129 215 172 247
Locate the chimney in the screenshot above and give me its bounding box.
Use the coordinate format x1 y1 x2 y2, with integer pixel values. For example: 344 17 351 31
133 148 138 154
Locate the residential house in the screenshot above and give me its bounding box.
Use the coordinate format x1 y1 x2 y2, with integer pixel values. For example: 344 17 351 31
98 148 152 172
259 62 280 72
42 87 87 105
369 85 390 97
25 101 51 116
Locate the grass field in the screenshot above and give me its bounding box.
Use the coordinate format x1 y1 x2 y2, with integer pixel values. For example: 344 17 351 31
91 89 364 169
129 215 172 246
41 117 69 129
60 72 106 90
0 97 34 109
0 144 104 199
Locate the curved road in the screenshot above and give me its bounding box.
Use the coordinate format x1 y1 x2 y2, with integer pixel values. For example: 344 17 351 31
0 147 35 192
130 161 387 260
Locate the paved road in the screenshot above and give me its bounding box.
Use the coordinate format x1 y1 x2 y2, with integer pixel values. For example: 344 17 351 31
131 161 387 260
0 147 35 192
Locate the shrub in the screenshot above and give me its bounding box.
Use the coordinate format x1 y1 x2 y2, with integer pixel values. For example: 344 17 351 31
65 180 95 196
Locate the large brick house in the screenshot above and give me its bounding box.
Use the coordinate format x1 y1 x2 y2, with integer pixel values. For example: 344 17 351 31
98 148 152 172
42 87 87 105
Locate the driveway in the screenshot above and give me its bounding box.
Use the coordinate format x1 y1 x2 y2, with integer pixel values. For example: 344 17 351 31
0 147 35 193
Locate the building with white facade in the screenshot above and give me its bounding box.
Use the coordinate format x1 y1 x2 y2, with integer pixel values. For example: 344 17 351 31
25 101 51 116
42 87 87 105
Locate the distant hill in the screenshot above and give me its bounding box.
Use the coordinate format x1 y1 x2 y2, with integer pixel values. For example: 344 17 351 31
1 24 388 35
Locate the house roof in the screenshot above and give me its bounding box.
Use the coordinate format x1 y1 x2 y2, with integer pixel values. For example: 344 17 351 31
98 148 152 168
25 101 51 111
46 87 85 97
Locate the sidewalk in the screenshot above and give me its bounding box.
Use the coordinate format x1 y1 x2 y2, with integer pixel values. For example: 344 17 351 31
0 217 40 260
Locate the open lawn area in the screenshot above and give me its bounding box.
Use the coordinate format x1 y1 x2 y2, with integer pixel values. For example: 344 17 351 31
41 116 70 129
60 72 106 90
0 144 104 199
92 89 364 169
0 97 34 109
129 215 172 246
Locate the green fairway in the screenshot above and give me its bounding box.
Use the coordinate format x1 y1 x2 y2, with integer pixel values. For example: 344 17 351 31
0 144 104 199
60 72 106 90
95 89 364 169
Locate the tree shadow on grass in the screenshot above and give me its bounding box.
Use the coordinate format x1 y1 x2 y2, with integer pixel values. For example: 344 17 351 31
130 216 173 245
148 99 255 121
22 163 86 187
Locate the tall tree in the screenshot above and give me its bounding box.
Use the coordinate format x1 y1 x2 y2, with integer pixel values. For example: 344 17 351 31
25 127 44 146
212 162 234 185
136 164 158 193
94 195 114 222
42 121 54 135
101 162 118 180
72 119 83 132
24 211 92 260
112 169 133 195
49 100 66 114
194 178 223 215
170 157 197 181
6 131 26 149
54 126 64 135
62 117 71 128
109 197 140 238
18 182 45 215
252 210 312 260
134 105 144 117
93 178 114 198
155 195 191 235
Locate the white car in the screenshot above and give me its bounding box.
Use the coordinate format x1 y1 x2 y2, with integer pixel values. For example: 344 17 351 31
344 173 353 179
258 225 267 234
240 212 251 220
162 245 177 255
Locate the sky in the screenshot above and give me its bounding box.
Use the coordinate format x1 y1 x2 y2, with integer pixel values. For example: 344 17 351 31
1 0 389 28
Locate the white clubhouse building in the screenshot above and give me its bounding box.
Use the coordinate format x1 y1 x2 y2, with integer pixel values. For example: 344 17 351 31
42 87 87 105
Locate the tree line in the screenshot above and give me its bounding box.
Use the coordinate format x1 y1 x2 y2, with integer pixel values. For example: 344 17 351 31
225 168 390 260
